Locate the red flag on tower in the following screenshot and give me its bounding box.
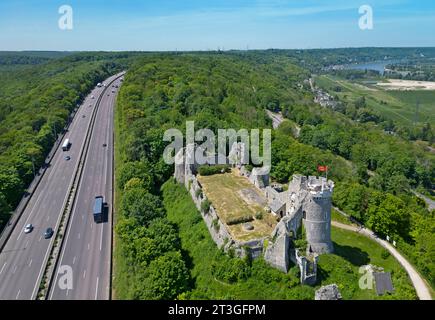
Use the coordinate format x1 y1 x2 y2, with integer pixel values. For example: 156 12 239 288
317 165 328 172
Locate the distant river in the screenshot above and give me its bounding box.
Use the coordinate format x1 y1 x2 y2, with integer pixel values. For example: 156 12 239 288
341 59 407 75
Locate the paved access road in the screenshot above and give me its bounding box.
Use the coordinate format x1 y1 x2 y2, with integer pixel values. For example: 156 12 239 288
49 76 122 300
332 221 433 300
0 74 122 300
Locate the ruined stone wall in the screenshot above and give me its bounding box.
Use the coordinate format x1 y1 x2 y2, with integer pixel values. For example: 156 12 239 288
264 218 290 273
290 249 318 285
174 146 329 285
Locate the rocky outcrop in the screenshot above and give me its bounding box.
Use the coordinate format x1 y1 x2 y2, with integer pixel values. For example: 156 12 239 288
315 284 342 300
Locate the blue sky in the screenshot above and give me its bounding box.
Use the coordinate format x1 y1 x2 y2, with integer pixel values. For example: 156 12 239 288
0 0 434 51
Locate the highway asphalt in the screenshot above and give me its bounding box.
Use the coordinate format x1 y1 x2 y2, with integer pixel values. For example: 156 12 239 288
0 74 122 300
49 76 121 300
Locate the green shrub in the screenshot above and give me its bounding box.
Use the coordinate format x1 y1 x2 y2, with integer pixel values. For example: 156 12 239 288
227 215 254 226
212 218 220 232
198 165 230 176
195 189 203 199
381 249 391 260
201 199 211 213
211 256 251 283
244 164 254 172
293 239 308 252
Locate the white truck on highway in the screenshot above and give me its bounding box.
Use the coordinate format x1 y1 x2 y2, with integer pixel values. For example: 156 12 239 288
62 139 71 151
93 196 104 223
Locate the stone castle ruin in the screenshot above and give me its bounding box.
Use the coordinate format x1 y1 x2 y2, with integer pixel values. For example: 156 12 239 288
174 143 334 285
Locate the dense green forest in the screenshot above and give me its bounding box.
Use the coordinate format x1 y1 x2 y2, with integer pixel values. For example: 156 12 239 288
113 54 307 298
113 52 433 299
0 51 74 66
0 52 138 229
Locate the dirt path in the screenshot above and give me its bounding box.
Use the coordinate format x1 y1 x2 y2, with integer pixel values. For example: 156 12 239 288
266 110 284 129
332 221 432 300
411 191 435 211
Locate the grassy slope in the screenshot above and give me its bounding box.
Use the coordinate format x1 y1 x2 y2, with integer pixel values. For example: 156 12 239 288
331 209 353 226
162 179 417 300
327 227 417 299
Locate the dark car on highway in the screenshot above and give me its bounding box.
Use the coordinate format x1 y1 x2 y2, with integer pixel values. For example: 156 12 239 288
44 228 54 239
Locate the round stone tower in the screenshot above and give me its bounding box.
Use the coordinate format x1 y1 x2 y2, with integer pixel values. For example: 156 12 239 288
302 177 334 254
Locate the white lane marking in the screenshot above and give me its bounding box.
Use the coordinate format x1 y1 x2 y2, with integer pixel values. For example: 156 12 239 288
38 236 42 242
83 270 86 279
82 215 84 221
32 158 73 300
12 265 17 274
47 215 50 221
95 277 99 300
49 110 100 298
88 243 90 251
16 132 68 242
91 222 93 230
25 240 29 248
28 259 32 267
0 262 6 275
16 290 20 300
77 233 80 239
72 256 76 265
100 224 103 252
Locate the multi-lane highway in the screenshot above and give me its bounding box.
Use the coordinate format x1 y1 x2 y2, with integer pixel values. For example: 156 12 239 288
49 76 121 300
0 73 123 300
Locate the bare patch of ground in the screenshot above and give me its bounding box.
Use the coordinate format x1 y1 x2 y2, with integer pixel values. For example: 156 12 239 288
377 79 435 91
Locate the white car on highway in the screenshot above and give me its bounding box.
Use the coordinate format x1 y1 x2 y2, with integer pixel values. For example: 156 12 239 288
24 224 33 234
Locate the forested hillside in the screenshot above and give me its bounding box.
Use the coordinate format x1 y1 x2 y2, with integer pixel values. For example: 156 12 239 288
228 48 435 72
114 52 431 299
114 54 309 298
0 52 135 229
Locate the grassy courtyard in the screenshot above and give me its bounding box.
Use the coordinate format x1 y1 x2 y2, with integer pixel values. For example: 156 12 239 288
197 169 278 242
